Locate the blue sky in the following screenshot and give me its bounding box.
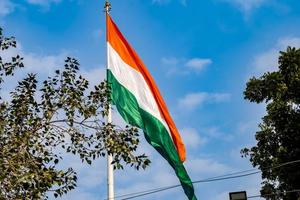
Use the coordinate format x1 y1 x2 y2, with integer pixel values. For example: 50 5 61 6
1 0 300 200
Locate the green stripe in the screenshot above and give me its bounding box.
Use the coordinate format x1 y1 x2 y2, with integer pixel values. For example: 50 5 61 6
108 70 197 200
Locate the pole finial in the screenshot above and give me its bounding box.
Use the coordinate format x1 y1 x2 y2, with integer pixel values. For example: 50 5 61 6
104 0 111 13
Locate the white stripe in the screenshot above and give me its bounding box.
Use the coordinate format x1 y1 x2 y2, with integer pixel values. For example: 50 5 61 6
107 43 172 137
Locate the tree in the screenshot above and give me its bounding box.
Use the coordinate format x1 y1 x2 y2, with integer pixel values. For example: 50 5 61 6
242 47 300 200
0 27 150 199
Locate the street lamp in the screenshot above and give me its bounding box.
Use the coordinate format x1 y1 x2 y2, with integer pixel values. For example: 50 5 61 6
229 191 247 200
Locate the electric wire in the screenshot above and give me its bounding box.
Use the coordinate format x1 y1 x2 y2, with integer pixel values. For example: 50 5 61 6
120 171 261 200
104 159 300 200
105 170 261 200
107 159 300 200
248 189 300 199
107 168 260 200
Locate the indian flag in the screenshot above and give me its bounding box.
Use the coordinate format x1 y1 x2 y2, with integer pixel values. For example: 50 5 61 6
106 14 197 200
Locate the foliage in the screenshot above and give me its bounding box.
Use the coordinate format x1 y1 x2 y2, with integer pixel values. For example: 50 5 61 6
0 27 150 199
242 47 300 200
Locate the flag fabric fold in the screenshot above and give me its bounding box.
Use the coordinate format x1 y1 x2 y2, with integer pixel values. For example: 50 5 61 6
106 14 197 200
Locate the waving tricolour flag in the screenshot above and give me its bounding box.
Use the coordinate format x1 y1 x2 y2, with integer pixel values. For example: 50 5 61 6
106 13 197 200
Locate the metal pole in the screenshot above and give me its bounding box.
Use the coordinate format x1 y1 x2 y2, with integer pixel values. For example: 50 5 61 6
107 111 114 200
105 1 114 200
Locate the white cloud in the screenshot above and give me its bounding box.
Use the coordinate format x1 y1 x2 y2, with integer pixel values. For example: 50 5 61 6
64 156 106 187
185 58 212 72
236 121 258 136
197 126 235 142
0 0 15 16
0 0 63 18
0 40 106 109
278 37 300 48
162 57 213 76
81 67 106 88
47 155 106 200
178 93 207 109
224 0 268 14
178 92 231 110
186 158 232 177
152 0 187 6
26 0 62 6
0 42 67 75
161 57 179 65
254 48 278 73
25 53 66 73
253 36 300 74
152 0 171 5
0 41 106 102
204 126 226 139
180 128 207 149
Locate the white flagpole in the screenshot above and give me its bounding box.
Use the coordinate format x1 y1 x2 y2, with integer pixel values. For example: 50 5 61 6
105 1 114 200
107 110 114 200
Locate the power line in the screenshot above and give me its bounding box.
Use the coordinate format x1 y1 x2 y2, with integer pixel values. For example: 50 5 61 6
122 188 300 200
109 159 300 200
120 171 261 200
248 189 300 199
104 159 300 200
107 169 261 200
104 170 261 200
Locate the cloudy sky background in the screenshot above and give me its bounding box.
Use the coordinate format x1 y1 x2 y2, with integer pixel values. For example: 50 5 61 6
1 0 300 200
